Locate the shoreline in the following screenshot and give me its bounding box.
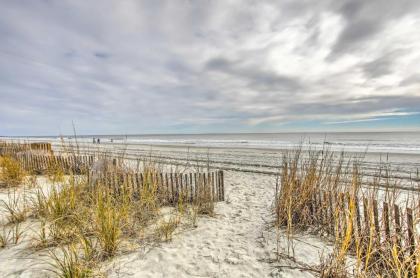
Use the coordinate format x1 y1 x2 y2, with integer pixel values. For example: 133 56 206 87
3 135 420 157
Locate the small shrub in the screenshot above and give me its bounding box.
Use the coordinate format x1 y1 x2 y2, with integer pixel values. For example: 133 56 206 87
11 222 24 244
129 170 160 227
78 233 99 262
31 180 88 245
93 190 123 258
319 253 347 278
0 156 25 187
193 183 214 216
46 162 65 184
155 215 179 241
1 191 28 224
48 244 93 278
0 227 11 248
33 219 49 249
25 174 37 188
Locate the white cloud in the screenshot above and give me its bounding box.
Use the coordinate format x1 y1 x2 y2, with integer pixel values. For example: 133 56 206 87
1 0 420 135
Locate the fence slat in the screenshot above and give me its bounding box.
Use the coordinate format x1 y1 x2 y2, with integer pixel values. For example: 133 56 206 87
165 173 169 204
393 204 402 256
383 202 390 243
189 173 193 203
406 208 415 259
220 171 224 201
363 198 369 235
195 173 199 202
355 195 362 238
372 199 380 244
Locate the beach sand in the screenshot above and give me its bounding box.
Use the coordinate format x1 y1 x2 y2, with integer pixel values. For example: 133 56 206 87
0 170 332 277
2 140 418 277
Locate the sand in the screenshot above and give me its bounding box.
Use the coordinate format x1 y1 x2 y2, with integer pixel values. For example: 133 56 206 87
1 139 419 277
105 171 277 277
104 171 330 277
0 177 51 277
0 170 334 277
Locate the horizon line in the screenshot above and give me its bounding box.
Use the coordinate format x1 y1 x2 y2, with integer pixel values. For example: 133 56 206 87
2 129 420 138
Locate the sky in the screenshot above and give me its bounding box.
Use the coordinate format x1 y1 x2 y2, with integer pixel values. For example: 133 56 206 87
1 0 420 136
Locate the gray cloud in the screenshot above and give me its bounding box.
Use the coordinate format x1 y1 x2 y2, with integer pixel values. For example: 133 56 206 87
362 56 393 79
328 0 420 59
246 95 420 125
400 75 420 87
361 50 405 78
206 57 303 92
0 0 420 135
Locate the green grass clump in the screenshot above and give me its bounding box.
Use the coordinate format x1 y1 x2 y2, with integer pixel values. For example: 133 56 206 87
93 190 123 258
0 156 25 188
48 244 94 278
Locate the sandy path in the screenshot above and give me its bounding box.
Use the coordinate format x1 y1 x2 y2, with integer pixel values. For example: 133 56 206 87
107 171 278 277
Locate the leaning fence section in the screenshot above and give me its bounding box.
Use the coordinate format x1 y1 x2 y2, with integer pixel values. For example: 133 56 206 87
2 142 226 205
311 190 418 274
89 170 225 205
0 141 52 155
14 153 94 174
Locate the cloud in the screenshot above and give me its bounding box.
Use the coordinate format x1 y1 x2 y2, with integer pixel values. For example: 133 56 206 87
94 52 110 59
400 74 420 87
361 51 404 78
245 95 420 125
328 0 420 59
0 0 420 135
205 57 303 92
324 111 420 125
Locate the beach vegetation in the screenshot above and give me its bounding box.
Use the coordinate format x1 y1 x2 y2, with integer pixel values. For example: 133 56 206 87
274 146 419 277
48 244 94 278
1 190 28 224
0 141 218 277
0 155 25 188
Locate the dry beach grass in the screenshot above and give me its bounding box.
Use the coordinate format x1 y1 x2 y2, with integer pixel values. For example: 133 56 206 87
0 142 217 277
1 140 420 277
274 147 420 277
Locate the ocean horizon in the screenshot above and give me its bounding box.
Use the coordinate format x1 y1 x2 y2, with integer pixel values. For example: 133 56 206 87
5 131 420 155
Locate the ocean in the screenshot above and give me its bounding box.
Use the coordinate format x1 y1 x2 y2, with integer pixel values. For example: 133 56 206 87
6 131 420 155
3 131 420 179
59 131 420 155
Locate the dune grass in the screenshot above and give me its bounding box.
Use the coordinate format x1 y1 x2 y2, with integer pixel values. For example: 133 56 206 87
274 147 419 277
0 142 219 277
0 156 26 188
28 164 209 276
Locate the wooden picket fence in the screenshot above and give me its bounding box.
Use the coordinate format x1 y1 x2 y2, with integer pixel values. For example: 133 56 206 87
0 141 52 155
14 153 94 174
313 190 418 273
3 144 226 205
89 170 225 205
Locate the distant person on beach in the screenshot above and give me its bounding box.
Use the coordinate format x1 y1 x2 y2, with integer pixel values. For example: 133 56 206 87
93 137 96 144
97 138 100 144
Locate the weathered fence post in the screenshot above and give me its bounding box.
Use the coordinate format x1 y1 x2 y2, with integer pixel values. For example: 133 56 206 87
189 173 193 203
372 199 380 244
383 202 390 243
220 171 224 201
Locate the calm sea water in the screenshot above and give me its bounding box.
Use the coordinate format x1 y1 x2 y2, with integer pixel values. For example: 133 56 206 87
4 132 420 172
41 131 420 155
